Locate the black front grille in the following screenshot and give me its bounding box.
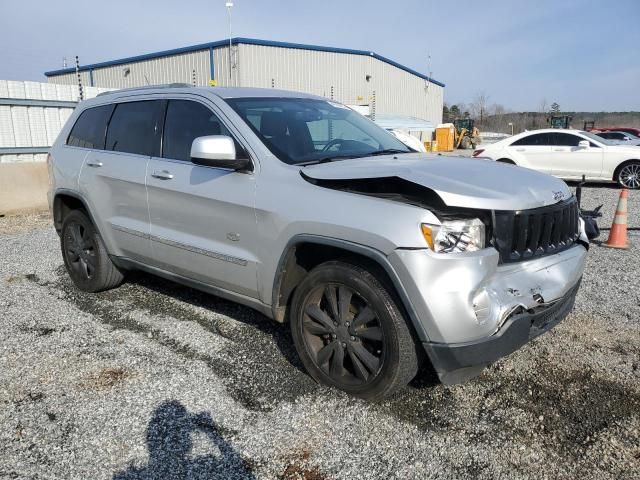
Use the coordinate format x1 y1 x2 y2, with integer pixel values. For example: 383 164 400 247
493 198 580 263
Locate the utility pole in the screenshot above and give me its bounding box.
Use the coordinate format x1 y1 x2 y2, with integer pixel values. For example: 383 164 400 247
225 2 234 86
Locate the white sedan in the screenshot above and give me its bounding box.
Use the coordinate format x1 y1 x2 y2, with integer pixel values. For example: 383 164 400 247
474 128 640 189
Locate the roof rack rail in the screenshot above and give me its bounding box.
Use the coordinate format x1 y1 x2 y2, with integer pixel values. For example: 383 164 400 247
97 83 193 97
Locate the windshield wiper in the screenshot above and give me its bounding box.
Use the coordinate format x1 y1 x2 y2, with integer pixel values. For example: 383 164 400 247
368 148 412 156
297 149 411 166
297 154 362 166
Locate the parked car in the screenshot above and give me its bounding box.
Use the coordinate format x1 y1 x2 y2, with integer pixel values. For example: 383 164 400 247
595 130 640 146
49 86 589 400
474 128 640 189
594 127 640 137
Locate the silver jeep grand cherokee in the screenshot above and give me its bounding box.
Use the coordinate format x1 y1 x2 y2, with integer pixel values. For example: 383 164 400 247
48 85 588 400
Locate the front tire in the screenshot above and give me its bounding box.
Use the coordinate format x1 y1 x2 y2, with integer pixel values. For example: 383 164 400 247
616 161 640 189
61 210 124 292
290 261 419 401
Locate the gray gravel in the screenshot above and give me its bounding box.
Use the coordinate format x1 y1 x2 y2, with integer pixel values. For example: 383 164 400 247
1 186 638 480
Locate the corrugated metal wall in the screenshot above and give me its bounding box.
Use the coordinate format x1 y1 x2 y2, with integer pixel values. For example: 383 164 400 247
50 51 211 89
94 50 211 88
47 44 443 124
44 70 92 87
0 80 110 163
237 44 443 125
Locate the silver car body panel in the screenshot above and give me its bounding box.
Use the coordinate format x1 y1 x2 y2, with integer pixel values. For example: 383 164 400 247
49 86 589 371
389 244 587 344
301 154 572 210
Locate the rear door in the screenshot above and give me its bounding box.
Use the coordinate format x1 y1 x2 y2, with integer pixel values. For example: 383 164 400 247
548 132 603 179
78 100 163 263
145 97 259 298
505 133 554 173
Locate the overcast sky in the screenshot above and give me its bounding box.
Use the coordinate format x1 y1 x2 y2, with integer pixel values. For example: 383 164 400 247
2 0 639 111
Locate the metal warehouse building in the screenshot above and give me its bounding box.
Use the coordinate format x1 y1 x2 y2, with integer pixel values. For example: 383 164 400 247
44 38 445 125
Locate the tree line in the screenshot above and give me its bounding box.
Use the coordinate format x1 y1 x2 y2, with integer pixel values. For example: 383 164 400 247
443 92 640 134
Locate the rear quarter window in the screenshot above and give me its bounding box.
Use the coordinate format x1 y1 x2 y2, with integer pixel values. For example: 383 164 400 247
66 104 114 149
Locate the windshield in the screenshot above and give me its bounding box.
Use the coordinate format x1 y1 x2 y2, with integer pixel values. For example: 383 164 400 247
225 97 412 165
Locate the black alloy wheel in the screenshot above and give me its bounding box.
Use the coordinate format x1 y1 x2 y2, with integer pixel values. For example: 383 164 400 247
64 221 98 281
290 261 419 400
60 210 124 292
301 283 385 386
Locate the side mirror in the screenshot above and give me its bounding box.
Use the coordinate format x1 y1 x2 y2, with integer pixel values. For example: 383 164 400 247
190 135 252 171
578 140 590 149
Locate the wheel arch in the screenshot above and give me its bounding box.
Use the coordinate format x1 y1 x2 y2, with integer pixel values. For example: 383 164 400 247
52 189 101 236
271 235 431 344
496 158 516 165
612 159 640 183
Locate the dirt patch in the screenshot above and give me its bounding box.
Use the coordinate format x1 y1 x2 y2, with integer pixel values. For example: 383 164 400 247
0 212 51 235
5 273 40 284
81 367 132 391
280 450 328 480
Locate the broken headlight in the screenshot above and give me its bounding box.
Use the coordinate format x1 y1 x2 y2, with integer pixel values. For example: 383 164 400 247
421 218 486 253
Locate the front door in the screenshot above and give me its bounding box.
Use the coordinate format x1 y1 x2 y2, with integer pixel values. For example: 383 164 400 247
145 98 259 298
547 132 603 179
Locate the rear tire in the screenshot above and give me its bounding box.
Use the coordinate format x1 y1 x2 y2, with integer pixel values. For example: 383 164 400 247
290 261 419 401
615 160 640 189
60 210 124 292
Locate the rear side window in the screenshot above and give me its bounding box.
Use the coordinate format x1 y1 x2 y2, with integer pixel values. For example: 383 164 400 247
66 104 114 149
162 100 234 161
511 133 551 146
106 101 161 156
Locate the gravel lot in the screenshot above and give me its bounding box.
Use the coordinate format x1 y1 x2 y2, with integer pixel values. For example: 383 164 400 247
1 186 638 480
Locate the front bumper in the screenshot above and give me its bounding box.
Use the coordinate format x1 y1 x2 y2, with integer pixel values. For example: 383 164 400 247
424 280 580 383
388 243 587 383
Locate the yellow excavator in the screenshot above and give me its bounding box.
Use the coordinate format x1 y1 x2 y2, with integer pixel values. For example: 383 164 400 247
453 118 481 149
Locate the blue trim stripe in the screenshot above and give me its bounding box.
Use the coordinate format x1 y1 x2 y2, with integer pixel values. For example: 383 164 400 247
209 47 215 80
44 37 445 87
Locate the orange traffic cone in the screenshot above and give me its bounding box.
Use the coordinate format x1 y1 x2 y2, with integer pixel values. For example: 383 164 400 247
602 189 629 249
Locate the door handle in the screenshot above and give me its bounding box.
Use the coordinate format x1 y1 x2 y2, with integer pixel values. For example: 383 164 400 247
515 148 525 152
86 160 103 167
151 170 174 180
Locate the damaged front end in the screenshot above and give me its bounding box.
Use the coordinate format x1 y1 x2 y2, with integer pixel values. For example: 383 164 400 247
301 164 590 384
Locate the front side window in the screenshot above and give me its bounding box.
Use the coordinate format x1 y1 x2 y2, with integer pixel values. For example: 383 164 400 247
550 133 581 147
162 100 233 161
66 104 114 149
106 101 161 157
225 97 410 165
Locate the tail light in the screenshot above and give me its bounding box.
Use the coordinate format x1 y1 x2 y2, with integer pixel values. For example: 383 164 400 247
472 149 485 157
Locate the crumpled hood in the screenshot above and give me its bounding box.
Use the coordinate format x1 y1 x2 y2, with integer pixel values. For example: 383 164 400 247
302 153 572 211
